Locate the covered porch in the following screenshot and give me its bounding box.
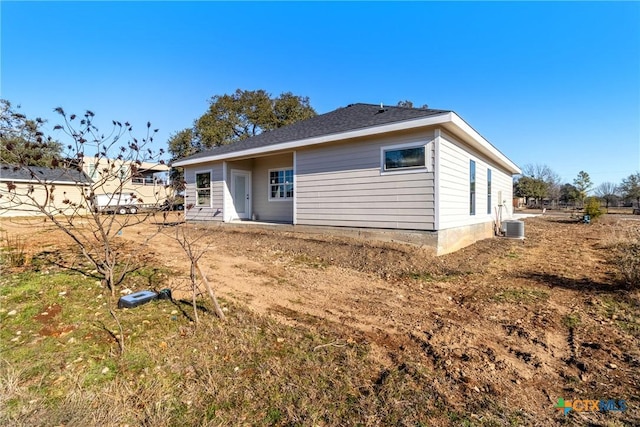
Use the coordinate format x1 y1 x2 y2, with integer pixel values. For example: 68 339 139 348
223 151 294 224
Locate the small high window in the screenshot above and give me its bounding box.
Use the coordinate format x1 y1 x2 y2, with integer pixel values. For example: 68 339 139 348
269 168 293 200
196 171 211 207
383 146 426 171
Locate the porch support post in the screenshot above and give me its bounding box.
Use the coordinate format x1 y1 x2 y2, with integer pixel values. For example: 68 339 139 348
293 151 297 225
434 129 441 231
222 161 228 222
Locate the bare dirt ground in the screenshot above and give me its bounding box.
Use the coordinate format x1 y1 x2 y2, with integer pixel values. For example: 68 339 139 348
2 212 639 424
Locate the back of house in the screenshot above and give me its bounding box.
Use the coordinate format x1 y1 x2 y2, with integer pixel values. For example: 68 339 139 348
172 103 521 254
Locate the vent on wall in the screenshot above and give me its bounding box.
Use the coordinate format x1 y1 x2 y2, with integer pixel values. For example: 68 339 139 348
502 220 525 239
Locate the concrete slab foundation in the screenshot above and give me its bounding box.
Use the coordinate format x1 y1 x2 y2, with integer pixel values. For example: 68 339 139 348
192 219 499 256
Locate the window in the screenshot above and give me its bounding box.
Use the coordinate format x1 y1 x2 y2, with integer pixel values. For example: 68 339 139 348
470 160 476 215
487 169 492 214
269 168 293 200
383 146 426 171
196 171 211 207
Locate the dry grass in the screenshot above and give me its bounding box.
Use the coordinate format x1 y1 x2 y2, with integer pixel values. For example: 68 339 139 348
602 220 640 289
2 214 640 426
0 270 451 426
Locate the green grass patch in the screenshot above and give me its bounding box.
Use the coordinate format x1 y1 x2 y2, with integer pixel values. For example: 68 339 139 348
406 271 437 282
1 268 538 426
0 269 439 426
562 313 581 329
292 253 328 269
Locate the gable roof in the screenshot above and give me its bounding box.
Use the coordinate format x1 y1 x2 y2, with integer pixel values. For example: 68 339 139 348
0 164 92 185
173 103 521 175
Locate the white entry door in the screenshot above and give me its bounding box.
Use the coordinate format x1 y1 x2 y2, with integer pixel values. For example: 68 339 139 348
230 170 251 219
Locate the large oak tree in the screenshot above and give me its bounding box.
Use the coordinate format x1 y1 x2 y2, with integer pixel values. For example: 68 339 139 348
168 89 316 179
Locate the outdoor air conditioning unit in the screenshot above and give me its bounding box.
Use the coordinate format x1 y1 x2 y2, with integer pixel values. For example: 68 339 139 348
502 220 525 239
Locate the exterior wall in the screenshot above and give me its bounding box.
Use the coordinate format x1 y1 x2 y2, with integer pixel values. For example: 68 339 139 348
83 158 171 205
437 130 513 231
251 153 294 222
184 162 224 221
296 130 436 230
0 182 88 217
182 154 294 224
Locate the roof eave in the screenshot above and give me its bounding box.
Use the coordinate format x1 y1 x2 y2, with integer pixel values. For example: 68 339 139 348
445 113 521 175
172 113 453 167
0 178 92 185
173 111 521 175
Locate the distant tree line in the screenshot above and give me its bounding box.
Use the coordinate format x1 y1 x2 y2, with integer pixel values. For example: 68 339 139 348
514 164 640 210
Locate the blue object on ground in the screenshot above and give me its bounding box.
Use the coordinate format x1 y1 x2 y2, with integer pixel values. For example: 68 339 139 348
118 290 158 309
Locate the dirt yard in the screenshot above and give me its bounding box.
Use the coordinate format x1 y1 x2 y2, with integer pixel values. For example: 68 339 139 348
2 212 639 424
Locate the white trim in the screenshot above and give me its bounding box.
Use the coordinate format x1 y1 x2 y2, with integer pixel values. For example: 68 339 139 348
293 151 297 225
487 168 492 215
173 113 451 167
172 112 521 176
379 141 430 175
194 169 213 208
446 114 520 174
434 129 441 230
222 161 228 222
469 160 476 216
267 167 294 202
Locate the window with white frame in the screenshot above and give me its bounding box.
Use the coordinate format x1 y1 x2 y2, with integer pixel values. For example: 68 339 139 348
487 168 492 214
382 144 426 172
269 168 293 201
195 171 211 207
470 160 476 215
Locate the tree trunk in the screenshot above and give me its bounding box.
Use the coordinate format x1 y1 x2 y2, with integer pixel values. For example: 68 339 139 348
196 262 226 320
190 263 199 324
109 305 125 355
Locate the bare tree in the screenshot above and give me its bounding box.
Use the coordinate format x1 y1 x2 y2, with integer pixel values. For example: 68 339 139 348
168 222 225 323
1 106 171 354
594 182 619 211
521 163 562 207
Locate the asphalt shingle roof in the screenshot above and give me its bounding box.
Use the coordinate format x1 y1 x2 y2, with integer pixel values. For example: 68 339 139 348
176 103 451 162
0 164 92 184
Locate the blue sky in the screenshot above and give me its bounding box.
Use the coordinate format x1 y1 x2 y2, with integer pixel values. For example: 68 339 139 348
2 1 639 187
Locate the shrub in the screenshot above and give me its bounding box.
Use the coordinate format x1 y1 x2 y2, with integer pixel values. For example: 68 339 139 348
584 197 603 220
0 233 26 268
617 241 640 289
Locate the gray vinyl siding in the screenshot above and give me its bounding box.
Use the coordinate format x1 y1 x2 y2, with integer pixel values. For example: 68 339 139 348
296 131 435 230
184 162 224 221
437 130 513 230
252 153 293 222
